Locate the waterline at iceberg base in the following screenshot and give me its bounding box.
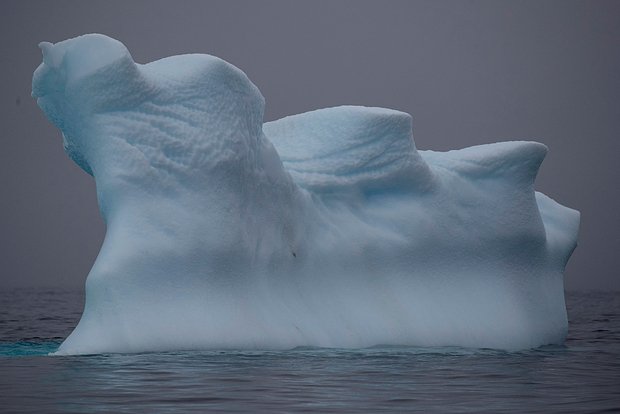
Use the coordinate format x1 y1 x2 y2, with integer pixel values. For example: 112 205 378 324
32 34 579 355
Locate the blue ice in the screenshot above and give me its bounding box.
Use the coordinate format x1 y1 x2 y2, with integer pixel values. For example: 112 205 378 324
32 34 579 355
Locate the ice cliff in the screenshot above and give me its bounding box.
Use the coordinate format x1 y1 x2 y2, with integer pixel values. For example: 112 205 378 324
32 34 580 355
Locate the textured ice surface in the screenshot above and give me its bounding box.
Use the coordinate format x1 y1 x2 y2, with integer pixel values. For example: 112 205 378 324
32 34 580 355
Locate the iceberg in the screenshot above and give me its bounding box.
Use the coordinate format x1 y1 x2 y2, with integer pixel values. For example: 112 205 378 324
32 34 579 355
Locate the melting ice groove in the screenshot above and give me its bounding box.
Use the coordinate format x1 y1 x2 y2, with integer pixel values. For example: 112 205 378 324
32 34 579 355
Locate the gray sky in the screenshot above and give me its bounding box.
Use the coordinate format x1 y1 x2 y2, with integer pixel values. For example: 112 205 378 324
0 0 618 290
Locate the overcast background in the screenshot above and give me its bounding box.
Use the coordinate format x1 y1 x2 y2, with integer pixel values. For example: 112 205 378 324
0 0 618 291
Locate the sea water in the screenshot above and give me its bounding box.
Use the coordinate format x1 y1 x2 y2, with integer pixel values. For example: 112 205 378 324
0 289 618 413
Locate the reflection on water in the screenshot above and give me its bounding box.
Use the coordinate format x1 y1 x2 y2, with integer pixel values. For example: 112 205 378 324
0 290 619 413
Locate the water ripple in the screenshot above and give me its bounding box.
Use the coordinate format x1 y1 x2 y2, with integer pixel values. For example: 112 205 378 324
0 290 618 412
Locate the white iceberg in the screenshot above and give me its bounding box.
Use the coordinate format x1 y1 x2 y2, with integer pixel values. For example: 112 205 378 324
32 34 579 355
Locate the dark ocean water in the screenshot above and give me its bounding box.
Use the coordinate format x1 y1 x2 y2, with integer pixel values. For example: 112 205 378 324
0 289 618 413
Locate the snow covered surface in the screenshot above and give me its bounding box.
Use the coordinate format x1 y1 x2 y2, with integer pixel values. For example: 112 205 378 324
32 34 579 355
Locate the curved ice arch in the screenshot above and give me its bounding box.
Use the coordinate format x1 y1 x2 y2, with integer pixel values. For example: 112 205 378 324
32 34 579 355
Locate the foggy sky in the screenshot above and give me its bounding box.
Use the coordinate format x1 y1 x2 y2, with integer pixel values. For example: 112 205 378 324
0 0 618 290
